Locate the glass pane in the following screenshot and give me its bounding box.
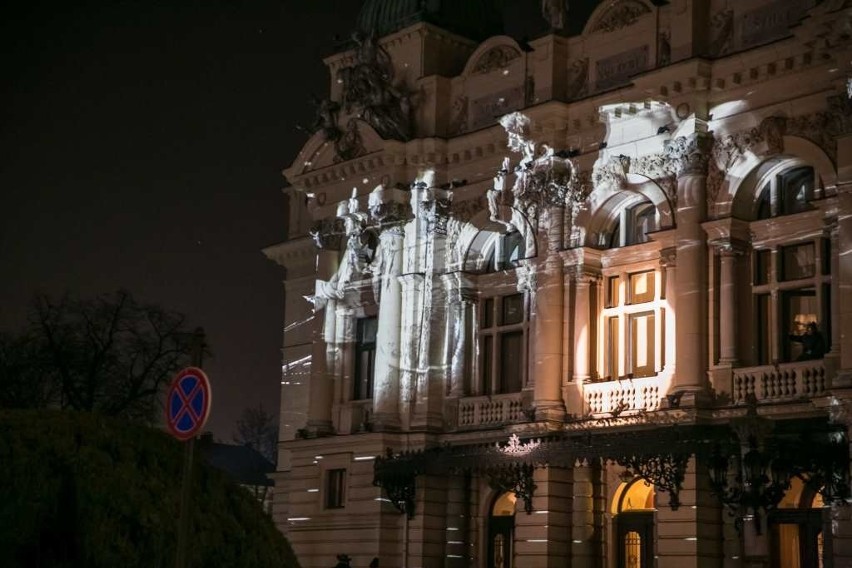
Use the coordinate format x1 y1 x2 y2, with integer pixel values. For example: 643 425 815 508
630 312 655 378
358 317 378 342
822 238 831 275
781 243 815 281
607 317 620 380
606 276 620 308
624 531 642 568
629 203 655 245
482 298 494 328
326 469 346 509
757 184 771 219
780 166 813 215
501 293 524 325
757 294 771 365
629 271 656 304
482 336 493 395
777 524 801 568
754 249 771 285
784 290 824 362
499 331 524 393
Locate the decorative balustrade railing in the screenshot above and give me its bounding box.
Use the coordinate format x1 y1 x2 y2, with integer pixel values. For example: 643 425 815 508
732 360 827 404
584 377 663 416
458 393 525 428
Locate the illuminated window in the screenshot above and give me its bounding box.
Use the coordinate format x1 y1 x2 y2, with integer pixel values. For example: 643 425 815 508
325 468 346 509
750 240 830 365
353 317 377 400
479 293 527 394
600 269 663 381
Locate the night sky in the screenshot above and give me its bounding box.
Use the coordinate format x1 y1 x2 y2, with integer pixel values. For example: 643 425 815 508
1 0 597 438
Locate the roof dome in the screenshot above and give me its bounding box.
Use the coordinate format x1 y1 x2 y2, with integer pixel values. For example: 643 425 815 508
356 0 503 41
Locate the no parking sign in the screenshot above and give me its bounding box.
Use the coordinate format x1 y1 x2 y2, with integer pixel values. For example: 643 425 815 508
166 366 212 441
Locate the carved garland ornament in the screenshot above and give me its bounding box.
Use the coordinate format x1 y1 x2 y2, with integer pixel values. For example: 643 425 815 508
472 45 522 74
590 0 651 33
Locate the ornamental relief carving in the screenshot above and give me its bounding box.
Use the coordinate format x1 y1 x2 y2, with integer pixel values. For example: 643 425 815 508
589 0 651 33
664 134 712 176
629 153 677 206
472 45 521 74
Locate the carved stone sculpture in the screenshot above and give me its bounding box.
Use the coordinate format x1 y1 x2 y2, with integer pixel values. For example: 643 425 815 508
338 32 413 141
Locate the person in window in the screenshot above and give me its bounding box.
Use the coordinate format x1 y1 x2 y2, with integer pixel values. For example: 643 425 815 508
789 322 826 361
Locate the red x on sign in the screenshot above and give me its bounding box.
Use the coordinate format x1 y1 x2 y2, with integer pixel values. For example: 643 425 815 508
166 367 212 441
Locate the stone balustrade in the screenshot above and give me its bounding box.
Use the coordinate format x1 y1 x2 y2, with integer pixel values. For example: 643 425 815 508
732 360 827 404
584 377 663 416
458 393 525 428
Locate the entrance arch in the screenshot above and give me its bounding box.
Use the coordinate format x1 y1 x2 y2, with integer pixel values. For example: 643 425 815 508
488 492 516 568
613 477 656 568
770 477 827 568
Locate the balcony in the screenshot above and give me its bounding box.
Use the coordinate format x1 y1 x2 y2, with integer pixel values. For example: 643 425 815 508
732 360 827 404
584 377 663 416
458 393 525 429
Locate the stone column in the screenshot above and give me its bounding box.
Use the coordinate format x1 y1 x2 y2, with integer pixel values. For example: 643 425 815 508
306 298 335 434
572 271 593 383
834 189 852 386
571 461 600 567
660 248 677 375
716 240 742 365
667 133 712 398
398 273 424 428
372 227 404 431
445 273 474 398
531 256 567 422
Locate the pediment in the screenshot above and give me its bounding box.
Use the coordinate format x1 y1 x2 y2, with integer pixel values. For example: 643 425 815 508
284 119 387 183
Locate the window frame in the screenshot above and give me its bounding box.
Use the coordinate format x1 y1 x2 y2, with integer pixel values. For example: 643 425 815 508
477 285 528 395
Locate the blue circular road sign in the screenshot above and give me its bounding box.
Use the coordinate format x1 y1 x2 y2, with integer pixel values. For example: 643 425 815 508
166 367 212 441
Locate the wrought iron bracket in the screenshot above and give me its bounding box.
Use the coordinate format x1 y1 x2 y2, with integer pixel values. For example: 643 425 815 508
486 463 537 514
616 453 690 510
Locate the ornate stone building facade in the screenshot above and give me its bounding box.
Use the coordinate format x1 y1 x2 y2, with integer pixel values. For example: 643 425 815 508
264 1 852 566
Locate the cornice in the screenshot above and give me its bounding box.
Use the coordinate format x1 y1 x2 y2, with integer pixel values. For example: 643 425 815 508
262 237 316 270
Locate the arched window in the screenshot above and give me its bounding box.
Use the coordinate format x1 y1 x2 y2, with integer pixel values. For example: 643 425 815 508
481 230 526 272
756 165 815 219
609 200 658 248
748 164 830 365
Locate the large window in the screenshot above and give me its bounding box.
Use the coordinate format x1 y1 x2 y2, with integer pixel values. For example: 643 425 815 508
479 292 527 394
600 268 664 380
751 243 830 364
353 317 377 400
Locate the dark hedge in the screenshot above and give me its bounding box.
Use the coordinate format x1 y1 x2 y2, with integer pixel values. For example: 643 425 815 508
0 410 299 568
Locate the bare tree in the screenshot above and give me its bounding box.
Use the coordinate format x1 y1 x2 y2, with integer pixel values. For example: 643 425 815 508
233 404 278 464
0 290 199 422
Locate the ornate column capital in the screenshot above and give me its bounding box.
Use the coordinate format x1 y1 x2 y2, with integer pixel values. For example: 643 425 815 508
659 247 677 268
710 238 747 256
570 267 599 286
664 132 713 176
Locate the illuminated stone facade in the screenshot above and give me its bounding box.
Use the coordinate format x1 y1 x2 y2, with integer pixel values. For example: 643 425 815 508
264 1 852 566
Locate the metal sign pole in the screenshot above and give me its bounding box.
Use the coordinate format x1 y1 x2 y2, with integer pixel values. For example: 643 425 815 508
174 328 206 568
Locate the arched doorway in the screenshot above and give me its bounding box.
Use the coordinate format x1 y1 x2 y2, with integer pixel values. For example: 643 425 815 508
488 492 516 568
612 477 655 568
769 477 827 568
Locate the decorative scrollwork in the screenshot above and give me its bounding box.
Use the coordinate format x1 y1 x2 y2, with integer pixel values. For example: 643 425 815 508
486 463 537 514
616 453 690 510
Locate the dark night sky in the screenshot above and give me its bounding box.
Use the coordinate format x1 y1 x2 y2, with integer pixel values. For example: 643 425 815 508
1 0 597 439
